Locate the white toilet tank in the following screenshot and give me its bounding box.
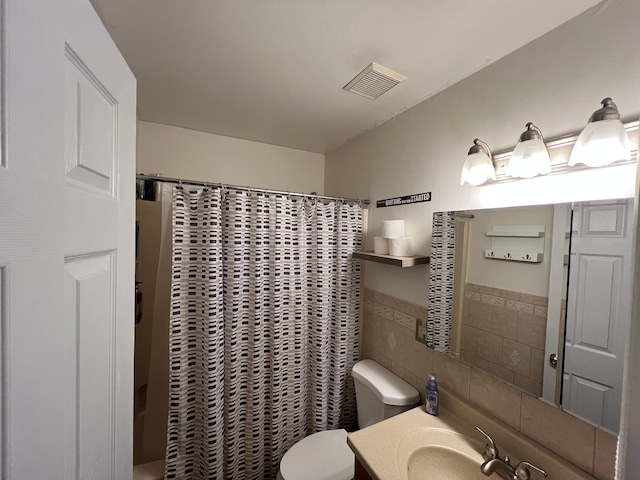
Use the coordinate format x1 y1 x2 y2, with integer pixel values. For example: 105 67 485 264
351 359 420 428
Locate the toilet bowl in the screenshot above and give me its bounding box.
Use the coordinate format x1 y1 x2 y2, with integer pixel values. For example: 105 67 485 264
133 459 165 480
277 359 419 480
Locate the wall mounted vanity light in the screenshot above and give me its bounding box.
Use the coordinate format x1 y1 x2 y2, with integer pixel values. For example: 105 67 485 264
569 97 632 168
461 97 637 186
460 139 496 186
506 122 551 179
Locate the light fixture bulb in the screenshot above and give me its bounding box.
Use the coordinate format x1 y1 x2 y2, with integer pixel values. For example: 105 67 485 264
460 139 496 186
507 123 551 179
569 98 632 167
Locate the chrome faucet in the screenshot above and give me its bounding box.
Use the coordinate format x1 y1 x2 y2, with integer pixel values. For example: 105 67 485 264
481 457 516 478
475 426 548 480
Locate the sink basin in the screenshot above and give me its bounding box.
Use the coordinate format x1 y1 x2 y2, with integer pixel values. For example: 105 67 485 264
396 427 501 480
407 445 496 480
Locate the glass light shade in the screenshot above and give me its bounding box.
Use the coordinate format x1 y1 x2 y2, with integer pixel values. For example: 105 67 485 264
569 118 631 167
460 151 496 186
508 138 551 178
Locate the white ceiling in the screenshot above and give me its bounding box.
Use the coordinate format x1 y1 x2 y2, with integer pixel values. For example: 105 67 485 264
90 0 602 154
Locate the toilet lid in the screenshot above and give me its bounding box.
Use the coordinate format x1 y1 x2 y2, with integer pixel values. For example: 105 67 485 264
280 429 354 480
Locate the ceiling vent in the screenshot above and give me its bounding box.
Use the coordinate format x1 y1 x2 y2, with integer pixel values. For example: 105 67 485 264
343 62 407 99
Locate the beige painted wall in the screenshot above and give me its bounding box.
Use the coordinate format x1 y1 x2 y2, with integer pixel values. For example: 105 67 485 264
137 121 325 194
325 0 640 477
324 0 640 306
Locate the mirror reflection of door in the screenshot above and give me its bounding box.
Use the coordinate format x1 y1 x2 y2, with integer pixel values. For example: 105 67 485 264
562 199 633 433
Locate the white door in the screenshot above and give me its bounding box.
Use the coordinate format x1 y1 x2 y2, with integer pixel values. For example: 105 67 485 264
0 0 136 478
563 199 633 433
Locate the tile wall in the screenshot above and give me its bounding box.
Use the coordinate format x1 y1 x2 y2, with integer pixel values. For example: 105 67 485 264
362 288 616 480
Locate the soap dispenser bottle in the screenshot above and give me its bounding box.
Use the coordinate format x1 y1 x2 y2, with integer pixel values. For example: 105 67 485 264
425 374 439 416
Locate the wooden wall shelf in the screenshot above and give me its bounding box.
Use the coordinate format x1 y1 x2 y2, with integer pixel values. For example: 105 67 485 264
353 250 429 268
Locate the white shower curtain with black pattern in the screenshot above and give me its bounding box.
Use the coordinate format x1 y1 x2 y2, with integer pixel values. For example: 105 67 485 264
165 186 362 480
427 211 456 354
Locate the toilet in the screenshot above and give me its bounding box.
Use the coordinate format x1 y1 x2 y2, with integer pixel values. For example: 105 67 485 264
277 359 420 480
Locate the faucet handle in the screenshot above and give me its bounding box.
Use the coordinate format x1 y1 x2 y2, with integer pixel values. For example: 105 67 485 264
475 426 499 460
515 460 548 479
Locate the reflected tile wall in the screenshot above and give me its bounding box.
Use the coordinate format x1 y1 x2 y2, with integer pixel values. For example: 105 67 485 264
461 282 547 396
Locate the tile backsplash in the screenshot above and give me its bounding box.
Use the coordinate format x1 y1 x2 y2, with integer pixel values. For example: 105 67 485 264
362 288 616 480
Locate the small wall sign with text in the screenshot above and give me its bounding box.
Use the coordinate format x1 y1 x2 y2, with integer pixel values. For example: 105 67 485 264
376 192 431 208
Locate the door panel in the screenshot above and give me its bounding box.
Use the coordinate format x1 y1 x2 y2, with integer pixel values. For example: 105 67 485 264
64 46 118 196
64 253 117 479
572 254 622 350
564 374 606 422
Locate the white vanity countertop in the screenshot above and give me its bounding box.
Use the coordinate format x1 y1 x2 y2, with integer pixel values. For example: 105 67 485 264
347 407 482 480
347 406 597 480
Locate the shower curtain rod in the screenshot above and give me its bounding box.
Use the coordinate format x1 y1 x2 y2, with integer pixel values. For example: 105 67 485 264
136 173 371 205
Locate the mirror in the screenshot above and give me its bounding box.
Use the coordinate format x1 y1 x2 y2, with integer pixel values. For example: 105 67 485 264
434 197 633 434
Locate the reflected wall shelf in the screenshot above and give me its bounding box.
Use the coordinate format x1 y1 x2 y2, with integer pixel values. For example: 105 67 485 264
484 224 545 264
484 249 543 263
486 226 545 238
353 250 429 267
